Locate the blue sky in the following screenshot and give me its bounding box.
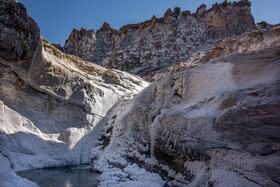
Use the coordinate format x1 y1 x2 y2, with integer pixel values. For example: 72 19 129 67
19 0 280 46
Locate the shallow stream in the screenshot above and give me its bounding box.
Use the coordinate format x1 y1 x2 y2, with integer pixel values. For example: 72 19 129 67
17 165 100 187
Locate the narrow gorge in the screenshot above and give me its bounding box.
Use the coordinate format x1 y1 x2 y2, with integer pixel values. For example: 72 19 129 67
0 0 279 186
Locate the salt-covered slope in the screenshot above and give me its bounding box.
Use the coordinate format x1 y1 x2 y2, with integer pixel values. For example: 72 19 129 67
64 0 256 78
94 46 280 186
0 0 148 185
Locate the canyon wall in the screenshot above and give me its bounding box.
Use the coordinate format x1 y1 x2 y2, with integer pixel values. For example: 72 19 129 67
0 0 147 176
1 0 280 186
64 0 256 78
95 44 280 186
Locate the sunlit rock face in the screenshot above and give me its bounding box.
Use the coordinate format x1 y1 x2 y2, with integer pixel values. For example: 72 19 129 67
92 23 280 186
64 0 256 78
1 0 280 186
96 45 280 186
0 0 148 174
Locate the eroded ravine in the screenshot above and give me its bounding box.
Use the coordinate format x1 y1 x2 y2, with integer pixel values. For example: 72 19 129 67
0 0 280 186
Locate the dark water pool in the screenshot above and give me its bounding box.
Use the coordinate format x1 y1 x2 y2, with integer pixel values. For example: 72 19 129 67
17 166 100 187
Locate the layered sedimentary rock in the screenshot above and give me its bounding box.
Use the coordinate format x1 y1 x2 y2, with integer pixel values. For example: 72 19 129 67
64 0 256 78
0 0 148 185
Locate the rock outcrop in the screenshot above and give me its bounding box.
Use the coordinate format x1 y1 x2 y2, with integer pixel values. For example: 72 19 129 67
146 25 280 81
1 0 280 186
0 0 40 71
256 21 280 30
0 0 148 184
64 0 256 78
95 45 280 186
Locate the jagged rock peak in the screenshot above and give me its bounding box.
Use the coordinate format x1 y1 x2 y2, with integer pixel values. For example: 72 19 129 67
151 15 157 23
164 8 173 18
64 27 97 62
196 4 206 15
67 27 95 40
210 0 251 9
101 22 111 29
234 0 251 6
96 22 118 34
173 7 181 16
64 0 256 79
65 0 254 39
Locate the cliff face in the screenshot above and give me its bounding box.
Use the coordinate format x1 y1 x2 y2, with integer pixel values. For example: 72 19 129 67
0 0 148 179
0 0 40 73
64 0 256 78
1 0 280 186
95 45 280 186
146 25 280 81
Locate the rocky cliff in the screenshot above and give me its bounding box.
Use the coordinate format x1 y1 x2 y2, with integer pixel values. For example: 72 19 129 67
64 0 256 78
146 25 280 81
0 0 148 185
95 45 280 186
1 0 280 186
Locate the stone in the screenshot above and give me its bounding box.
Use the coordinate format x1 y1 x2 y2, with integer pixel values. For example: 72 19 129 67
1 0 280 186
96 46 280 186
145 25 280 81
64 0 256 79
0 0 148 182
